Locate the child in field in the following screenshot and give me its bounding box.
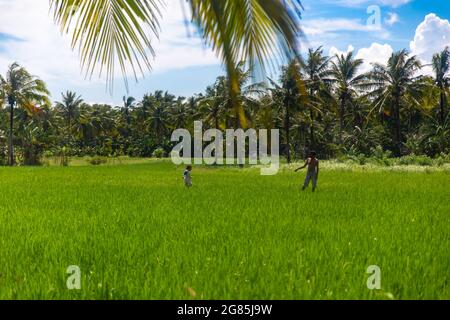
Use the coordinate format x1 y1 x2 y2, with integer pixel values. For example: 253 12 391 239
295 151 319 192
183 165 193 188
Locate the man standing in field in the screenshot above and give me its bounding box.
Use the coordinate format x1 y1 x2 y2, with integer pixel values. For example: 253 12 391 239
183 165 193 188
295 151 319 192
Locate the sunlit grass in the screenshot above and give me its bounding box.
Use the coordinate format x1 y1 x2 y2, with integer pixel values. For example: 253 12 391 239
0 162 448 299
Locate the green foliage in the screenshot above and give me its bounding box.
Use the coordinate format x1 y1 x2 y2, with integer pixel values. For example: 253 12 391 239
152 148 165 159
88 156 108 166
57 147 71 167
371 146 393 160
397 154 433 166
1 49 449 165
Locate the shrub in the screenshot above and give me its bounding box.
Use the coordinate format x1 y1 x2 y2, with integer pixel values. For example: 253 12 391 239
89 156 108 166
437 153 450 165
413 155 433 166
369 146 393 166
397 154 433 166
152 148 165 159
371 146 392 160
356 154 367 165
0 145 7 166
57 147 70 167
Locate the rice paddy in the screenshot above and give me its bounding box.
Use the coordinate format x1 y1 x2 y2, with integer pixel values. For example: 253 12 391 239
0 161 448 300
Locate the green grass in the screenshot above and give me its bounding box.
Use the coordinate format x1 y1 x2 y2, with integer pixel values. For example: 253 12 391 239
0 161 448 300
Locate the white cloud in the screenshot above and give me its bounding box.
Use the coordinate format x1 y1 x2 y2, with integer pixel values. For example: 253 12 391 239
324 13 450 77
355 43 394 73
385 12 400 26
0 0 87 86
379 0 410 6
148 0 219 74
304 18 382 36
328 45 355 57
332 0 411 8
328 43 393 74
303 17 391 42
410 13 450 63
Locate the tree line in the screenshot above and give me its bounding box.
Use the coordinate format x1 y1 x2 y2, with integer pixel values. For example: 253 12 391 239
0 47 449 166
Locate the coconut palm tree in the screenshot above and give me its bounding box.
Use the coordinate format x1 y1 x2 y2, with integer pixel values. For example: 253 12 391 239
432 47 450 125
300 47 331 146
199 77 229 130
122 96 136 126
329 51 365 144
50 0 303 126
363 50 424 155
0 63 50 165
146 91 172 146
169 97 191 130
56 91 84 145
200 64 264 130
269 59 307 163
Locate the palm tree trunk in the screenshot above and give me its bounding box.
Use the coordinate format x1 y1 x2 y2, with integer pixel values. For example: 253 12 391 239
68 113 71 145
440 89 446 125
309 109 315 148
8 99 14 166
214 111 219 130
394 95 402 156
234 106 244 168
302 125 307 159
339 96 345 145
285 102 291 164
354 103 362 129
309 88 315 148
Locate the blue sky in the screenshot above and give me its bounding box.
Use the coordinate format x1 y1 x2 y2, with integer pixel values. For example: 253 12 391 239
0 0 449 105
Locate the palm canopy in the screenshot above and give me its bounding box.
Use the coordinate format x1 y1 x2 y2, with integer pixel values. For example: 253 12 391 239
432 46 450 86
0 62 50 110
329 51 365 97
0 62 50 165
56 90 84 141
50 0 303 126
432 47 450 123
300 47 331 88
361 49 425 154
329 51 366 141
56 91 84 116
362 49 424 114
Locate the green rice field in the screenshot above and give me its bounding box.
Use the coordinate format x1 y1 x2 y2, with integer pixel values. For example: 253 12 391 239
0 161 448 299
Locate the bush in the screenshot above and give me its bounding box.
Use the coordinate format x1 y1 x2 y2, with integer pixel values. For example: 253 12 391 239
397 154 433 166
56 147 71 167
356 154 367 165
88 156 108 166
0 145 7 166
370 146 393 166
371 145 392 159
152 148 166 159
343 153 368 165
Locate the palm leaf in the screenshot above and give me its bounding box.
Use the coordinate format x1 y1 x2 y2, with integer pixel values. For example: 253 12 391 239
50 0 162 90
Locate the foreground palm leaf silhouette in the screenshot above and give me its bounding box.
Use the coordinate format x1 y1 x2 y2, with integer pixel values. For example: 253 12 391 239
50 0 303 128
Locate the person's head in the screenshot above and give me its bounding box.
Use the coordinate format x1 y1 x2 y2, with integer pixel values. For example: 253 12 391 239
309 151 317 159
186 165 192 171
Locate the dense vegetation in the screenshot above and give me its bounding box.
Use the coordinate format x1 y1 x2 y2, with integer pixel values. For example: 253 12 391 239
0 48 449 166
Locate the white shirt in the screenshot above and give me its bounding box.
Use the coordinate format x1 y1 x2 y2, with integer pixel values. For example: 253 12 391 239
183 170 192 186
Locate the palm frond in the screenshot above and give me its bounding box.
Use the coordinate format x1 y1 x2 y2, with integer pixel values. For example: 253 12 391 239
50 0 162 91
